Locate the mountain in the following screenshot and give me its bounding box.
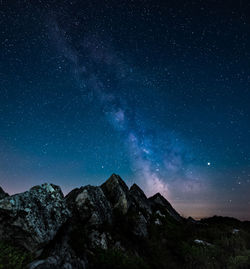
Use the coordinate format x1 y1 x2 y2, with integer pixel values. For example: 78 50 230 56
0 174 250 269
0 186 8 200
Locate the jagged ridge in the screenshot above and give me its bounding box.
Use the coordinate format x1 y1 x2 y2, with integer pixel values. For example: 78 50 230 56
0 174 181 268
1 174 249 269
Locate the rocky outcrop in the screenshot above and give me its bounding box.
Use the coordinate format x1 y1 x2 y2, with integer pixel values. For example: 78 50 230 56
132 211 148 238
28 230 86 269
0 174 187 268
64 185 113 260
149 193 183 222
29 254 85 269
129 183 152 218
0 186 9 200
0 183 70 254
101 174 131 214
66 185 112 226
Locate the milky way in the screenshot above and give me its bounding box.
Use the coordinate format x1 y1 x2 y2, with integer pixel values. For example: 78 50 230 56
0 0 250 220
50 17 212 210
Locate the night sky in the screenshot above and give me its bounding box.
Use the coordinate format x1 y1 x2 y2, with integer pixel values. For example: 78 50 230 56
1 0 250 220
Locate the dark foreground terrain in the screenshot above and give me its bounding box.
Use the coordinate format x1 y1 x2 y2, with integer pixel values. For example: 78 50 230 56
0 174 250 269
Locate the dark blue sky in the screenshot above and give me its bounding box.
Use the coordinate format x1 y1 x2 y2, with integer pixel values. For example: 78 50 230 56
1 0 250 220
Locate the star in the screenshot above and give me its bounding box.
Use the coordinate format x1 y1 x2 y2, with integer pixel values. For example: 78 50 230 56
0 0 249 222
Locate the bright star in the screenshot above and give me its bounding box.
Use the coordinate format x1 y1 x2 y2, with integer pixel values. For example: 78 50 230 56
207 162 211 166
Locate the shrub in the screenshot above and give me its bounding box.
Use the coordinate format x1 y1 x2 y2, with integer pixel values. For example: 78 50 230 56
90 249 149 269
181 242 221 269
228 250 250 269
69 224 90 257
0 240 33 269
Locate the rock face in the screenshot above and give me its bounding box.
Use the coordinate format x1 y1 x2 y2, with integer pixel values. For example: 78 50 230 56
129 183 152 218
0 183 70 253
128 184 152 237
101 174 131 214
132 212 148 237
0 186 9 200
66 185 112 226
28 229 86 269
0 174 186 269
149 193 183 222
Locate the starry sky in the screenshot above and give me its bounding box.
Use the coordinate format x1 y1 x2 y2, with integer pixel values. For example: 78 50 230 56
1 0 250 220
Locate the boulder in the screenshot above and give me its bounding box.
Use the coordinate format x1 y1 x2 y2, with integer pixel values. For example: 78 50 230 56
88 230 109 250
154 218 162 225
0 183 70 253
101 174 131 214
28 236 86 269
28 255 85 269
28 220 87 269
194 239 212 247
66 185 112 226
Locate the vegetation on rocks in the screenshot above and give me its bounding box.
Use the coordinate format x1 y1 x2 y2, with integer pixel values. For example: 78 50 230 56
0 240 33 269
90 249 149 269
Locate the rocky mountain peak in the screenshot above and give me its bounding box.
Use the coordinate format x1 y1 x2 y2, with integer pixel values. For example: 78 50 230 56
149 192 169 205
0 186 9 200
0 174 186 268
101 174 130 214
0 175 249 269
129 183 152 217
130 183 146 198
66 185 112 226
103 173 129 191
149 192 182 222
